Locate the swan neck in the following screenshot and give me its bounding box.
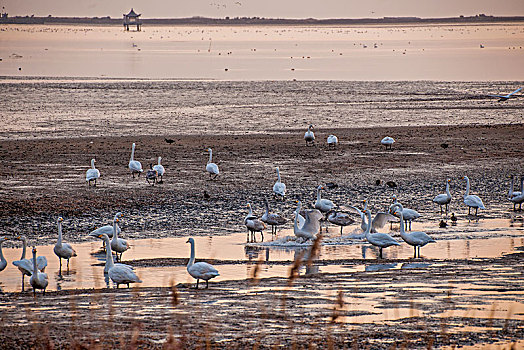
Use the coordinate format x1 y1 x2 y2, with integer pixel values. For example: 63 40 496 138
158 156 162 165
0 241 5 260
91 159 95 169
32 249 38 272
208 149 213 164
188 241 195 267
130 144 135 161
276 168 281 182
445 182 451 197
317 188 321 202
364 212 372 238
57 220 63 246
464 178 470 197
112 219 119 241
294 202 301 230
104 236 114 270
264 201 269 215
398 212 406 236
20 237 27 260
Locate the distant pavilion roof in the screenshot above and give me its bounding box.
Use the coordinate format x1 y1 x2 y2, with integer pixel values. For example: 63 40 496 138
124 8 140 17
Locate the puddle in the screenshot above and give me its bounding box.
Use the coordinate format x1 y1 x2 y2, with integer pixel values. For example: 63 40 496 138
0 218 522 293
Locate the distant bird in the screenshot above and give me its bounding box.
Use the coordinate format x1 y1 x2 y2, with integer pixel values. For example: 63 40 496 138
363 209 400 259
479 44 485 48
375 179 381 186
205 148 219 179
29 247 48 296
272 167 286 200
245 203 266 242
304 124 315 146
439 220 448 228
386 181 397 188
433 179 452 214
462 176 485 216
96 233 141 288
394 209 435 258
327 210 354 235
153 157 165 183
0 237 8 272
488 87 522 102
327 135 338 148
203 190 210 199
53 217 77 271
440 143 449 149
261 198 287 236
508 176 522 199
146 163 158 186
325 182 338 189
381 136 395 150
164 138 175 144
186 238 219 289
129 143 143 177
450 213 457 224
86 158 100 186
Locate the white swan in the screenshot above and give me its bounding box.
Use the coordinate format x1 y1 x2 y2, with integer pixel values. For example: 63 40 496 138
509 176 524 211
53 217 77 270
363 210 400 258
433 179 452 214
206 148 219 179
394 208 435 258
153 156 165 183
327 210 353 235
12 235 47 292
349 200 393 233
327 135 338 148
96 233 141 288
245 203 266 242
29 247 48 296
508 176 522 199
389 202 421 230
186 237 219 289
110 213 130 261
0 237 7 272
304 124 315 146
272 167 286 200
129 143 143 177
261 198 287 236
381 136 395 150
294 200 322 240
462 176 486 216
89 212 122 240
86 158 100 186
315 185 335 231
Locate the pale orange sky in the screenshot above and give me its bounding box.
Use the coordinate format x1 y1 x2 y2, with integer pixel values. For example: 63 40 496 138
2 0 524 18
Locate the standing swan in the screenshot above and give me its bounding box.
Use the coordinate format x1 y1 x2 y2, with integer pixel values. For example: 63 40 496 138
12 235 47 292
153 156 165 183
96 233 141 288
0 237 8 272
186 238 219 289
261 198 287 236
327 210 353 235
363 209 400 258
381 136 395 150
389 202 421 231
433 179 452 214
304 124 315 146
273 167 286 200
29 247 48 296
110 212 130 262
53 217 77 271
129 143 143 177
206 148 219 179
349 199 393 233
245 203 266 242
86 159 100 186
315 185 335 232
509 176 524 211
394 209 435 258
462 176 485 216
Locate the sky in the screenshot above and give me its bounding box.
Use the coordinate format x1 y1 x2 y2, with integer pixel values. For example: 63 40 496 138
2 0 524 19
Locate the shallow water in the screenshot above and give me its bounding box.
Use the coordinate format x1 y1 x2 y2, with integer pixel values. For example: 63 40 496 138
0 218 522 293
1 24 523 80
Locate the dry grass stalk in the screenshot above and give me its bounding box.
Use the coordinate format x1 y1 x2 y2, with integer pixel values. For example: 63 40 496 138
306 233 323 269
288 250 306 286
330 290 344 323
170 280 180 306
250 256 264 286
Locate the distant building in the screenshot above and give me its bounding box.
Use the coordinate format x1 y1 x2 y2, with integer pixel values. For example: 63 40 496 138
123 8 141 31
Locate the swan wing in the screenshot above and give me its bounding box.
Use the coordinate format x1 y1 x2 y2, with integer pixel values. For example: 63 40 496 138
153 164 165 176
189 262 219 279
273 182 286 196
109 266 142 284
410 231 436 245
347 206 363 217
89 225 120 238
464 195 485 209
86 168 100 181
372 212 395 230
206 163 219 174
13 259 34 274
36 256 48 271
129 160 143 172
